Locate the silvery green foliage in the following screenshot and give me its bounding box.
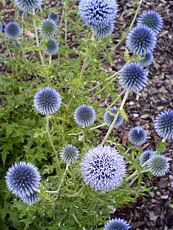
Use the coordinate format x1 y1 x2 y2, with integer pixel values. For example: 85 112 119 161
128 126 147 146
126 25 157 56
119 62 148 93
6 162 41 197
137 10 163 33
139 149 155 165
154 110 173 140
147 155 170 177
60 145 79 166
14 0 42 12
104 107 124 128
20 192 40 205
5 22 22 39
74 105 96 127
104 218 131 230
45 38 59 56
138 52 154 67
40 19 57 38
34 87 62 115
81 145 126 192
79 0 118 38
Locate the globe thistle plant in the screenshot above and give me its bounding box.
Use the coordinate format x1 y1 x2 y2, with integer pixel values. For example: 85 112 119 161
14 0 42 12
94 21 114 38
104 218 131 230
45 38 59 56
128 126 147 146
137 10 163 34
126 25 157 56
147 155 170 177
74 105 96 127
154 110 173 140
5 22 22 39
81 145 126 192
139 149 155 166
60 144 79 166
48 12 59 23
79 0 118 29
6 162 41 197
20 192 40 205
34 87 62 115
138 52 154 67
104 107 124 128
40 19 57 38
119 62 148 93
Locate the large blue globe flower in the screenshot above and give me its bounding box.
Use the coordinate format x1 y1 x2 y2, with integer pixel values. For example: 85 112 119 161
34 87 62 115
126 25 157 56
128 126 147 146
6 162 41 197
139 149 155 166
81 145 126 192
119 62 148 93
5 22 22 39
60 144 79 166
74 105 96 127
104 218 131 230
14 0 42 12
154 110 173 140
45 38 59 56
40 19 57 38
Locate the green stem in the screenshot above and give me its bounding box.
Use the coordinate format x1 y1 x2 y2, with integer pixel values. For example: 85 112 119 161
65 185 86 198
101 90 129 145
107 89 125 110
49 55 52 65
33 13 44 65
89 123 106 131
46 116 61 172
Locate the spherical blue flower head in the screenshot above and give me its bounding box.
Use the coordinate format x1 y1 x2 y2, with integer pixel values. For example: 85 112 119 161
34 87 62 115
104 107 124 128
60 144 79 166
6 162 41 197
104 218 131 230
20 192 40 205
5 22 22 39
137 10 163 33
94 21 114 38
14 0 42 12
48 12 59 23
81 145 126 192
128 126 147 146
138 52 154 67
40 19 57 38
147 155 170 177
45 38 59 56
74 105 96 127
154 110 173 140
79 0 118 28
139 149 155 165
119 62 148 93
126 25 157 56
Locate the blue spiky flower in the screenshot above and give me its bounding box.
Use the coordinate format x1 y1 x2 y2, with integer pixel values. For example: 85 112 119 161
48 12 59 23
104 218 131 230
104 107 124 128
79 0 118 29
6 162 41 197
154 110 173 140
128 126 147 146
81 145 126 192
139 149 155 165
94 21 114 38
14 0 42 12
5 22 22 39
34 87 62 115
119 62 148 93
45 38 59 56
20 192 40 205
137 10 163 33
126 25 157 56
60 144 79 166
74 105 96 127
138 52 154 67
147 155 170 177
40 19 57 38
